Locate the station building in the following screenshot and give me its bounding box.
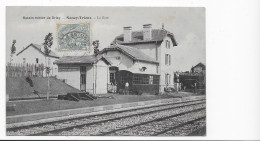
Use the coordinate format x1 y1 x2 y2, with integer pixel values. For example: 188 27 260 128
101 44 160 94
54 24 178 94
102 24 178 93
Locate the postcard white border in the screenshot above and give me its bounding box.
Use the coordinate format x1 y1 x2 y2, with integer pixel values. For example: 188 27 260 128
1 0 260 140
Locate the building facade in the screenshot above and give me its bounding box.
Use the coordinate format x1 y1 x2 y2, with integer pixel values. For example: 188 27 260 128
14 43 59 76
54 55 111 94
107 24 178 93
191 62 206 73
101 44 160 94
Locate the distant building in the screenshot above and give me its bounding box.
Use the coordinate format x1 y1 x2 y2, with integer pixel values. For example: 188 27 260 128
191 62 206 73
14 43 59 76
103 24 178 93
54 55 111 94
174 63 206 90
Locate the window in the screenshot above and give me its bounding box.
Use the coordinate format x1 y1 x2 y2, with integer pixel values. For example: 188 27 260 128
169 54 171 65
143 76 149 84
36 58 39 63
153 76 160 84
110 73 115 84
133 75 142 84
149 76 153 84
23 58 26 63
166 40 170 48
133 74 149 84
165 73 171 85
165 54 171 65
133 74 159 85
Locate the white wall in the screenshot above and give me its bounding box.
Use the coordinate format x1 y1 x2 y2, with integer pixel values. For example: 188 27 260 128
13 45 59 76
95 60 109 94
86 65 94 94
158 36 177 91
57 66 80 90
104 50 158 74
57 60 109 94
86 60 109 94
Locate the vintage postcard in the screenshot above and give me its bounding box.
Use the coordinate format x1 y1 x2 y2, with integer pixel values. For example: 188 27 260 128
6 7 206 136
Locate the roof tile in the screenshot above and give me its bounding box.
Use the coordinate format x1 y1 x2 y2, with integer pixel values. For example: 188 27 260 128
54 54 111 65
111 29 177 46
101 44 159 64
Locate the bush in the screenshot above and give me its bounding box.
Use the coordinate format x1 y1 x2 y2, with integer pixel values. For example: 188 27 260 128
135 90 142 95
25 77 34 87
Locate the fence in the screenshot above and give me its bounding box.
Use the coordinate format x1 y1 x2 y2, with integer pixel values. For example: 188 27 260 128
6 63 56 77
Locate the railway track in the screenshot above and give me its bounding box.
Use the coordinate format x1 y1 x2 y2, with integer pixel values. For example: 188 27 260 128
97 109 205 136
7 99 206 136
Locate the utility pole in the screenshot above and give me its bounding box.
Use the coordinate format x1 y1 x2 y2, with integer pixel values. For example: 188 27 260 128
92 40 99 95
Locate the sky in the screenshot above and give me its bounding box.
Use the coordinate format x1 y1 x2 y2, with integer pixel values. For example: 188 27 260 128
6 7 205 71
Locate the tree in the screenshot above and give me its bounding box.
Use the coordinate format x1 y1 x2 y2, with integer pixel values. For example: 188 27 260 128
43 33 53 55
93 40 100 56
10 40 16 63
42 33 53 100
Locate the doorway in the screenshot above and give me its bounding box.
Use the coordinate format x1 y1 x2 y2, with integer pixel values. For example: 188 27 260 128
80 66 86 91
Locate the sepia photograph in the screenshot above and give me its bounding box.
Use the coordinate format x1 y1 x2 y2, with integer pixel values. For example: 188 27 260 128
6 7 206 136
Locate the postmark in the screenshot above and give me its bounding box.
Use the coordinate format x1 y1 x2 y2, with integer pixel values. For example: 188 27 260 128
57 22 91 52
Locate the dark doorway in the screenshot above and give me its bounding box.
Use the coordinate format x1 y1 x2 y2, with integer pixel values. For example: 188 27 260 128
80 66 86 91
115 70 133 91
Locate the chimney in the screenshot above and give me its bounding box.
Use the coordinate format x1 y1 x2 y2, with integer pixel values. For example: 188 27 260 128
123 26 132 42
143 24 152 40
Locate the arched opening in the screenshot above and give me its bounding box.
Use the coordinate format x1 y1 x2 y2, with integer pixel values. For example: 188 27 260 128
115 70 133 91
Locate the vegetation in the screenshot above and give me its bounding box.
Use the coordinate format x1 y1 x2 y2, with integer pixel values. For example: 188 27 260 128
43 33 53 100
10 40 16 63
93 40 100 56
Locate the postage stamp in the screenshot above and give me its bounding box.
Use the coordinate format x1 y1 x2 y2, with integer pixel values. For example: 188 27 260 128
57 22 91 52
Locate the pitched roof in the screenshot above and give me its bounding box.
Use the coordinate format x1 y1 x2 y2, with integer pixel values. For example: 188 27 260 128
101 44 159 64
54 54 111 65
111 29 177 46
16 43 59 58
192 62 206 70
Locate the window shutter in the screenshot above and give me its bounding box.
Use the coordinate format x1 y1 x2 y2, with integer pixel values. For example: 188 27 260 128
169 74 171 84
165 54 168 65
165 74 167 84
169 55 171 65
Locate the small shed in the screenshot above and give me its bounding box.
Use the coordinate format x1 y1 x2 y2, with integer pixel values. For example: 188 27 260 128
54 54 111 94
